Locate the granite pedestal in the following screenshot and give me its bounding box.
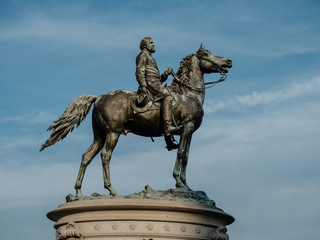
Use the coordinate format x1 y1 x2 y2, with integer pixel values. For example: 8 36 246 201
48 197 234 240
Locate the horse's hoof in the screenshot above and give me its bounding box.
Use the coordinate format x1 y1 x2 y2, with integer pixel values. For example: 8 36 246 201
175 182 185 188
75 189 82 199
108 187 118 196
176 182 193 192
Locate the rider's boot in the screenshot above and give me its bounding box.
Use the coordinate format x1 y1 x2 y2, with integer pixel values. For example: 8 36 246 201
162 96 183 139
165 135 179 151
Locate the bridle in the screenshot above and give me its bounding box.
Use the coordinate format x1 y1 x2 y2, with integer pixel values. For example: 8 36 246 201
200 55 228 88
171 56 228 93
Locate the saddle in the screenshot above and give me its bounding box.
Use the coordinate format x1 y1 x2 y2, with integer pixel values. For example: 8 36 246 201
130 93 177 114
130 93 161 114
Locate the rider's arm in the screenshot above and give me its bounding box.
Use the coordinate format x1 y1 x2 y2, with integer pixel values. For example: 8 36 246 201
161 67 173 83
135 53 148 89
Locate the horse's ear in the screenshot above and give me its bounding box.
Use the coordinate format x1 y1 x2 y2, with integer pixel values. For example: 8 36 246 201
199 43 206 51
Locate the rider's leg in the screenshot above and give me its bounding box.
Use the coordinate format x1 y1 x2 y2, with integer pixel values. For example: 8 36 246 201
162 95 182 136
149 84 181 151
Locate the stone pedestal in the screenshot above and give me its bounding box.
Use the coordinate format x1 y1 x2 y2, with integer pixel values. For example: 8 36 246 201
47 198 234 240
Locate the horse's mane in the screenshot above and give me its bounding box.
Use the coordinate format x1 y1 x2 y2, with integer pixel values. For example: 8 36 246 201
171 54 195 94
170 47 210 93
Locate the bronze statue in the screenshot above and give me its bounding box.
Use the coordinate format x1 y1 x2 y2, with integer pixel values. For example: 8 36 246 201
136 37 181 150
40 42 232 197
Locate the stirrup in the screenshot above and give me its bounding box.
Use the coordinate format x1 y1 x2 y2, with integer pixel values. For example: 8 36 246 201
166 136 179 151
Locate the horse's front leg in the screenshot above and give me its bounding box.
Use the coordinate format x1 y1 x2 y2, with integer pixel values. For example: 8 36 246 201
173 123 194 190
180 132 192 190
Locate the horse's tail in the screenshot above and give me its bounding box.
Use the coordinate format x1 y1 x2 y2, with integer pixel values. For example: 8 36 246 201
40 94 98 152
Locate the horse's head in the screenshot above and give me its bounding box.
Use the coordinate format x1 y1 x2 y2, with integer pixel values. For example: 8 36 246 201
196 44 232 74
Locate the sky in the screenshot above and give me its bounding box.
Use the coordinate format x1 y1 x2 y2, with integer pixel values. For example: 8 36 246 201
0 0 319 239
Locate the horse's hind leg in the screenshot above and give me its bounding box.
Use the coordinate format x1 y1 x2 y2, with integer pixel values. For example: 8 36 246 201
101 132 120 196
75 116 104 198
74 139 103 197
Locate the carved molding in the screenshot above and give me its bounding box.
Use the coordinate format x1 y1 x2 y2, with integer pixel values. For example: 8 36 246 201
129 223 137 230
56 222 83 240
111 224 119 230
195 226 202 234
146 224 153 231
94 224 101 231
208 226 229 240
180 225 187 232
164 224 171 232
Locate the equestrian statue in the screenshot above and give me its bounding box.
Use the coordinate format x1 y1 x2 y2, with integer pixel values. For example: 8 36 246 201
40 37 232 197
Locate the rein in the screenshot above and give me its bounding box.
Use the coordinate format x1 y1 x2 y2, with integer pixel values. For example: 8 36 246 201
204 71 227 89
171 70 227 93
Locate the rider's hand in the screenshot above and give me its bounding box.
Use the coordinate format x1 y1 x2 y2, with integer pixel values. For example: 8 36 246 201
141 86 147 95
166 67 173 75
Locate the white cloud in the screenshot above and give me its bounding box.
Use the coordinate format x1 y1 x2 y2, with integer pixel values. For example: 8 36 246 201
0 145 177 209
1 110 56 124
190 98 320 240
205 75 320 112
0 137 39 150
0 162 76 209
0 15 199 51
1 1 319 59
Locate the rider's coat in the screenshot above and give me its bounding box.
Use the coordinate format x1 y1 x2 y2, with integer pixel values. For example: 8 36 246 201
135 48 170 98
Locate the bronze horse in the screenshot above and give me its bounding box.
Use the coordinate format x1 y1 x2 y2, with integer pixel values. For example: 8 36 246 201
40 45 232 197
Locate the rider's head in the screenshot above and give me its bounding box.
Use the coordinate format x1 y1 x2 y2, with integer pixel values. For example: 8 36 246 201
140 37 155 53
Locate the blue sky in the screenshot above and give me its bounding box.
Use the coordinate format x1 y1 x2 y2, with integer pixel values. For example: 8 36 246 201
0 0 320 239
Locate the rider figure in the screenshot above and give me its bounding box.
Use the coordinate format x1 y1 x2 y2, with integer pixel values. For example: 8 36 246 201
136 37 182 151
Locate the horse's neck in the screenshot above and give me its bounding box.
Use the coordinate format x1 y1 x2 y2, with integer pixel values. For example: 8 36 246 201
189 57 205 104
